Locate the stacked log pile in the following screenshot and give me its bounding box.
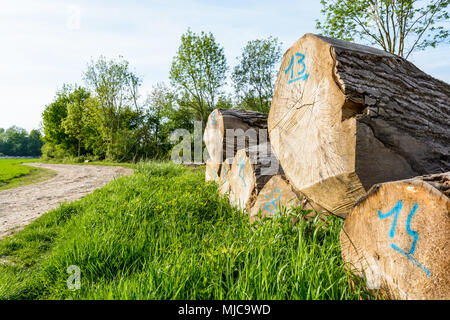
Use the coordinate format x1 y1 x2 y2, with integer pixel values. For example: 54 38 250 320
203 33 449 299
203 108 319 219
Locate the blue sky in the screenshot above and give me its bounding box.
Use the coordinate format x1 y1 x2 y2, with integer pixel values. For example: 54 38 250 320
1 0 449 132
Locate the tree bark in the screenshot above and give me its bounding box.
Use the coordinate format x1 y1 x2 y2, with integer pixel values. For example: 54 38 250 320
228 142 283 212
268 33 450 218
340 172 450 300
204 108 268 164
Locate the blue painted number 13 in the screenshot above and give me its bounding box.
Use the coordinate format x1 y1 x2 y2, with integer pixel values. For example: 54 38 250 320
285 52 308 84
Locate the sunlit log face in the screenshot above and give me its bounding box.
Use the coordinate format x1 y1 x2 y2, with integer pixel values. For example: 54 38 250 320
341 173 450 300
249 175 300 222
269 33 450 218
218 160 232 196
228 143 283 212
205 159 221 183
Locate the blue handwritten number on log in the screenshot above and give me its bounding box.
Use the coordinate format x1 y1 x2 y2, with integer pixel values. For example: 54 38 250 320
223 166 228 183
211 110 217 125
237 157 246 187
285 52 309 84
378 201 431 276
264 187 282 217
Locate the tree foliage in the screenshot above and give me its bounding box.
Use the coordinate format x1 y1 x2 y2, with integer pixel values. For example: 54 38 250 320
42 85 85 157
83 55 143 160
41 59 194 162
316 0 450 58
232 37 282 113
39 30 297 163
0 126 43 157
61 87 91 157
170 29 228 123
142 82 193 159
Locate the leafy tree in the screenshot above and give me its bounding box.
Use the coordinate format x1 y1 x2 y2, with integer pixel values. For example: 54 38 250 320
146 83 173 142
140 83 194 160
232 37 282 113
0 126 43 156
42 85 79 156
170 29 228 124
80 97 106 159
27 129 44 156
316 0 450 58
4 126 27 156
83 55 143 160
61 87 91 157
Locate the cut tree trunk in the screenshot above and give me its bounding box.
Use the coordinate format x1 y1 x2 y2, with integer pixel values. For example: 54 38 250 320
268 33 450 218
205 159 221 183
249 174 326 223
218 159 232 196
204 108 268 164
229 142 283 212
340 172 450 300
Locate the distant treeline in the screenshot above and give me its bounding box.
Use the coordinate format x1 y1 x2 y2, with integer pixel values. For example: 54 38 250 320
0 126 43 157
41 30 282 162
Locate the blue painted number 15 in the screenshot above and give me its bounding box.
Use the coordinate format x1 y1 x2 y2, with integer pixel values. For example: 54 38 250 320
378 200 431 276
285 52 308 84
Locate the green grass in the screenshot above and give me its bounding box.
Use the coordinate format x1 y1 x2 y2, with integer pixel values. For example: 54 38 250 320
0 159 36 183
0 159 54 190
41 158 135 169
0 161 373 300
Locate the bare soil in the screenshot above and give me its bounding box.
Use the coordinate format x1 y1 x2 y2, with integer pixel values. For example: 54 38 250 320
0 163 133 238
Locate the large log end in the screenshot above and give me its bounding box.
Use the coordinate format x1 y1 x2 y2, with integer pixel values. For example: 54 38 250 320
218 160 232 195
205 159 221 183
340 174 450 299
249 175 301 222
269 33 450 218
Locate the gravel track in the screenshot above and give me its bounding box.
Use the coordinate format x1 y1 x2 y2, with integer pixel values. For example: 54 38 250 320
0 163 133 238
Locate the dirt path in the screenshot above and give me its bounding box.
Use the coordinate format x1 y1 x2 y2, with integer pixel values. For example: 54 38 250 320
0 163 134 238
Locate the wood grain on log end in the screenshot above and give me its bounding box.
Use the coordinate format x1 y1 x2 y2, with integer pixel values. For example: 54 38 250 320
249 175 326 223
218 159 232 195
340 172 450 300
205 159 221 183
249 175 302 222
269 33 450 218
229 143 282 212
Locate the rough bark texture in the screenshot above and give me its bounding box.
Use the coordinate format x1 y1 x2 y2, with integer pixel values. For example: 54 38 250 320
417 172 450 197
340 172 450 300
229 143 283 212
204 109 268 164
268 33 450 218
